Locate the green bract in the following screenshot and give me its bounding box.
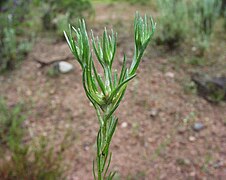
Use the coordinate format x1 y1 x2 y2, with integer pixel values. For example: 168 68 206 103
64 12 156 180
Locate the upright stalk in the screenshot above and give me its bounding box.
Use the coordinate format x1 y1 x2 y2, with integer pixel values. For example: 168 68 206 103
64 12 156 180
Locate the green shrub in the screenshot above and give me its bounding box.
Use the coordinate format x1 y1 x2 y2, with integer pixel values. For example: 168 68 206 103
224 8 226 30
112 0 152 5
188 0 221 55
0 27 17 71
0 1 33 72
155 0 189 49
0 98 25 150
55 13 70 38
0 26 32 72
53 0 93 18
41 0 94 36
0 99 67 179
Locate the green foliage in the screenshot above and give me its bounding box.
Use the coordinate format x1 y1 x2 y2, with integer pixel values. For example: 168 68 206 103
224 8 226 30
47 65 60 78
155 0 189 49
55 13 70 38
205 82 225 102
112 0 152 5
188 0 221 54
52 0 93 18
126 171 146 180
41 0 94 36
0 27 17 71
0 26 32 72
0 0 30 27
0 99 66 179
182 80 197 95
0 99 25 150
0 137 66 180
0 0 94 72
189 0 221 36
0 1 33 72
186 57 206 66
64 13 156 180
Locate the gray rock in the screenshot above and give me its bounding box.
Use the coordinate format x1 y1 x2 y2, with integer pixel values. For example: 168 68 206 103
213 160 224 169
193 122 204 132
150 108 159 117
191 73 226 102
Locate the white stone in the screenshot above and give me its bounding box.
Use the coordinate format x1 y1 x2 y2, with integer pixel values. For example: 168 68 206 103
165 72 175 78
189 136 196 142
121 122 128 128
58 61 74 73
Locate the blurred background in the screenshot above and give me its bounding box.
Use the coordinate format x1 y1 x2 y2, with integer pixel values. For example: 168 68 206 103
0 0 226 179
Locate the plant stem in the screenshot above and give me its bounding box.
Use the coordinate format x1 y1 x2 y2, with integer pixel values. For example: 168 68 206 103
95 105 116 180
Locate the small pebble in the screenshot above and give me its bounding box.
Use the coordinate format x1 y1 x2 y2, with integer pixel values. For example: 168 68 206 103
26 89 32 96
189 136 196 142
165 72 175 78
213 160 224 169
121 122 128 128
50 89 55 95
192 46 197 52
193 122 204 132
189 171 196 177
184 158 191 166
150 109 158 117
57 61 74 73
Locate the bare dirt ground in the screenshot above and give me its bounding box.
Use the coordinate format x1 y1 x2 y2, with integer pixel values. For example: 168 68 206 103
1 3 226 180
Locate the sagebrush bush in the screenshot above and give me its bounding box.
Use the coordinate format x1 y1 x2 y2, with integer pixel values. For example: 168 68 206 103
112 0 152 5
0 1 33 72
155 0 188 49
224 9 226 30
0 99 66 179
0 26 32 72
0 99 25 150
188 0 221 55
41 0 94 35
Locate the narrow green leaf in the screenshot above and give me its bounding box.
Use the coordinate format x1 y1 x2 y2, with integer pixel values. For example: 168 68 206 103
107 73 136 104
104 152 112 179
92 61 106 96
93 160 97 180
113 70 118 88
64 31 72 51
118 55 127 84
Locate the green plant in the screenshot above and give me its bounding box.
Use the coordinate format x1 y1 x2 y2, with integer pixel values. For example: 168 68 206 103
155 0 188 48
0 27 17 71
189 0 221 55
126 171 146 180
224 8 226 30
41 0 94 34
112 0 151 5
0 98 25 150
0 99 67 179
182 80 197 95
0 26 32 72
0 136 66 180
55 13 70 38
0 1 33 72
64 13 156 179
